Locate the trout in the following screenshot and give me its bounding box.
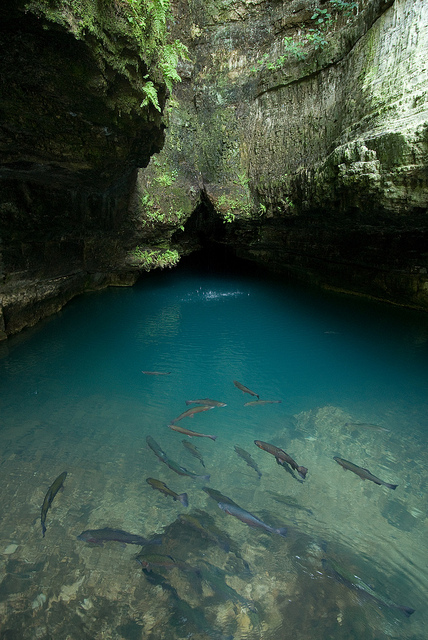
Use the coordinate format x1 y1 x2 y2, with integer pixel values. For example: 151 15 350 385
169 424 217 440
322 558 415 617
170 405 214 423
142 371 171 375
40 471 67 537
182 440 206 467
202 486 240 507
185 398 227 407
254 440 308 479
77 527 161 547
218 502 287 537
333 457 398 489
146 477 188 507
244 400 281 406
233 380 259 399
234 445 262 479
147 435 210 480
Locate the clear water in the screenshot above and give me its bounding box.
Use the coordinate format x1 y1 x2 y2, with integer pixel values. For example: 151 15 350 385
0 252 427 639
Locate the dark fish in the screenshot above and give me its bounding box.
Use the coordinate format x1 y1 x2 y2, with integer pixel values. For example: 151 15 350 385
142 371 171 375
234 445 262 479
202 486 240 507
185 398 227 407
146 477 188 507
40 471 67 537
182 440 205 467
147 435 207 479
178 513 230 552
322 558 415 617
344 422 390 433
254 440 308 479
333 457 398 489
169 424 217 440
170 405 214 423
146 435 168 462
218 502 287 537
163 456 210 481
77 527 161 547
244 400 281 406
233 380 259 399
199 561 255 610
136 551 199 574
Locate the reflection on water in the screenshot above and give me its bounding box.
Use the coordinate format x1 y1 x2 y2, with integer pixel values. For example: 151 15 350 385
0 255 427 639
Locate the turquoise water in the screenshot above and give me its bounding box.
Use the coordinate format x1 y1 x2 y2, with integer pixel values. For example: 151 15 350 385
0 252 427 639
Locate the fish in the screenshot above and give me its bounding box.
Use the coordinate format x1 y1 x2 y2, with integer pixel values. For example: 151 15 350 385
146 435 168 462
178 513 231 552
244 400 282 406
165 456 210 481
218 502 287 537
40 471 67 537
234 445 262 479
170 405 214 423
333 457 398 489
169 424 217 440
199 561 256 610
322 558 415 618
142 371 171 375
135 551 200 574
146 478 188 507
233 380 259 399
182 440 206 467
185 398 227 407
344 422 390 433
202 486 240 507
77 527 162 547
147 436 209 479
254 440 308 479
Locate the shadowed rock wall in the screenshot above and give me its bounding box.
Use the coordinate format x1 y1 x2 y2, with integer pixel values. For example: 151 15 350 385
0 1 166 338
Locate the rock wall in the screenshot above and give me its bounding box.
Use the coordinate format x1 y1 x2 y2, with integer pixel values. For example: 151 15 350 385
0 1 167 338
137 0 428 309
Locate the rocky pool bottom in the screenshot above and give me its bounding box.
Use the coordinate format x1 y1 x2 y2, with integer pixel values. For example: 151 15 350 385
0 396 425 640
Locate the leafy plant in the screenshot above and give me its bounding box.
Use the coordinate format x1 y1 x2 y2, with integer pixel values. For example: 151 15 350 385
311 7 332 26
330 0 359 16
306 29 329 50
140 79 161 111
25 0 189 113
129 247 179 270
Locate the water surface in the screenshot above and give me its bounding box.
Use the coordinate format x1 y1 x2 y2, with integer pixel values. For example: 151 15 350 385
0 253 427 639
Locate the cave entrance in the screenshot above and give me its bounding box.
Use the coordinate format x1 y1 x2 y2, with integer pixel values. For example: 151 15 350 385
171 190 232 260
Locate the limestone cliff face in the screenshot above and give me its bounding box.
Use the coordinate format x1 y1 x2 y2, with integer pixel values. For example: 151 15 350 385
0 1 167 338
137 0 428 309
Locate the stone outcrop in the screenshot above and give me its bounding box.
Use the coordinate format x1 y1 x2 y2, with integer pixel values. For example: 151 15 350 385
1 0 428 339
136 0 428 309
0 1 167 338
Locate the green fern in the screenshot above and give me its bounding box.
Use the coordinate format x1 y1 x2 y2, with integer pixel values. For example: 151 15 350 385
140 80 161 111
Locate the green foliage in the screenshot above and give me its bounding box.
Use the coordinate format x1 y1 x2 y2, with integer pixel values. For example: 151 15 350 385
24 0 189 112
311 7 332 26
138 189 185 227
252 0 359 72
217 193 252 223
140 80 161 111
306 29 329 50
330 0 359 16
154 169 178 187
128 247 180 270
